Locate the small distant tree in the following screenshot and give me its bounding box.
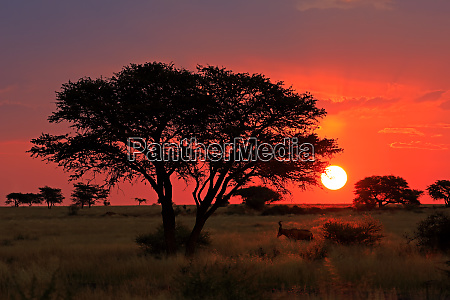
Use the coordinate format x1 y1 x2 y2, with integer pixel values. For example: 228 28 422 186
6 193 23 207
353 175 422 209
135 198 147 206
103 199 111 206
427 180 450 207
71 183 109 208
38 186 64 209
235 186 282 210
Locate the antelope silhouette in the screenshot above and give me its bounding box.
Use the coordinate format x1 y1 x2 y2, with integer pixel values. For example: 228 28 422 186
277 221 313 240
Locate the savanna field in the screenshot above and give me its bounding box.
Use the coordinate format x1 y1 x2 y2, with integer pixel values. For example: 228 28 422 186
0 205 449 300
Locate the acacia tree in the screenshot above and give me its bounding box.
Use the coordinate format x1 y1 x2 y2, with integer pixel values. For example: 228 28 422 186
427 180 450 207
5 192 42 206
39 186 64 209
6 193 23 207
353 175 422 209
29 62 340 256
71 183 109 208
181 66 340 256
29 62 204 255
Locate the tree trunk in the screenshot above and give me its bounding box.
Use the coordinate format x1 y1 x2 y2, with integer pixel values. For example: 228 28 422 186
161 198 177 255
185 216 207 257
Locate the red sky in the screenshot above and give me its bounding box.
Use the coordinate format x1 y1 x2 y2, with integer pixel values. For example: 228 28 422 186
1 0 449 206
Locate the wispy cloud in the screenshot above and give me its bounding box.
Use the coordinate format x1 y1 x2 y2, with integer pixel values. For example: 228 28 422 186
320 96 398 114
390 141 447 150
412 123 450 129
415 90 446 102
296 0 394 11
378 127 425 136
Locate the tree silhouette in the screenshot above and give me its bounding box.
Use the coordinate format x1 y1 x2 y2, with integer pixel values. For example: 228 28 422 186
353 175 422 209
6 192 42 206
29 62 203 254
427 180 450 207
71 183 109 208
182 66 341 256
28 62 341 256
135 198 147 205
39 186 64 209
234 186 282 210
23 193 43 206
6 193 23 207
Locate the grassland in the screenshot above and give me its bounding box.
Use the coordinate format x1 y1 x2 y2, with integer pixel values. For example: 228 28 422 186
0 205 449 299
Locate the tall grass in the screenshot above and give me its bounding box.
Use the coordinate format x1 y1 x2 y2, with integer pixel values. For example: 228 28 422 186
0 206 449 299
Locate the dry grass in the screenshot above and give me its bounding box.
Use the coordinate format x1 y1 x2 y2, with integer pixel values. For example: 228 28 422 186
0 205 449 299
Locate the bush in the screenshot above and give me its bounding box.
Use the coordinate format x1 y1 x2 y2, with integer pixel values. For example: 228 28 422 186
322 216 383 246
135 223 210 255
414 212 450 253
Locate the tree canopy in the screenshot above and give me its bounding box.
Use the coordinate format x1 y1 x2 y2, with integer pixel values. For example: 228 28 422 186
29 62 341 255
353 175 422 209
427 180 450 207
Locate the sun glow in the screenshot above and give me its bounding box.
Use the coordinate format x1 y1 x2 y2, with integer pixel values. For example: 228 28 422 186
321 165 347 190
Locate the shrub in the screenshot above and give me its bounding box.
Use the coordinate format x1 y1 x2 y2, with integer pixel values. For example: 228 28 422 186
135 223 210 255
414 212 450 253
322 216 383 246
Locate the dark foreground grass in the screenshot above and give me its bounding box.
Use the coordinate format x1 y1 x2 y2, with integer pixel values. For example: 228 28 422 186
0 205 449 299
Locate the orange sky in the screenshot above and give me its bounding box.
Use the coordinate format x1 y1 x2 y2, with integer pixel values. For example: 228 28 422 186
1 1 449 206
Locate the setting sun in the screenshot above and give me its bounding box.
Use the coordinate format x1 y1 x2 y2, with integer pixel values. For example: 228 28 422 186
321 165 348 190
